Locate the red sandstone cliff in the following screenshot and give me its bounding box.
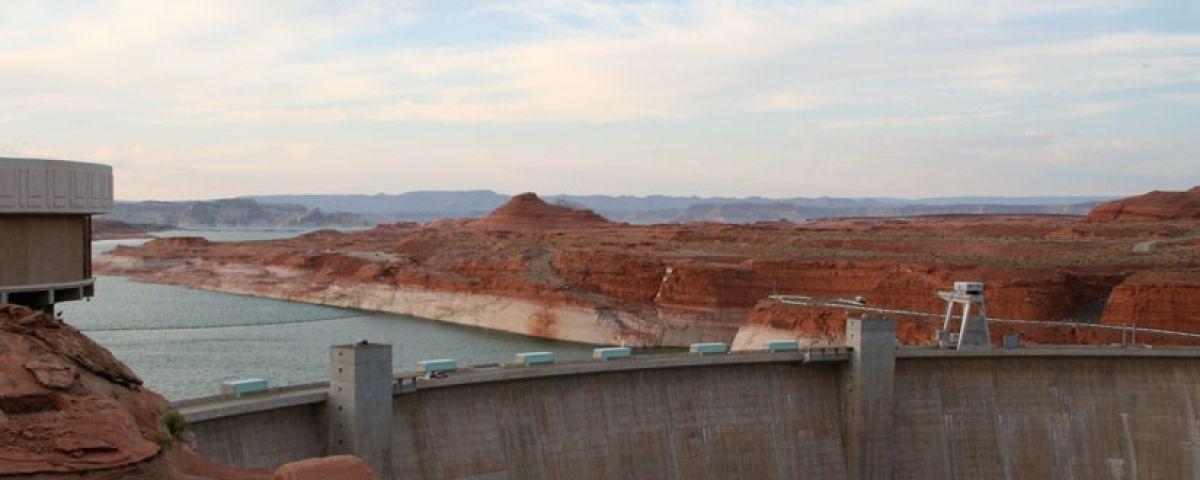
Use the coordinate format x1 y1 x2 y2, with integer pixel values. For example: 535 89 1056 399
95 200 1200 347
1102 271 1200 332
1087 187 1200 222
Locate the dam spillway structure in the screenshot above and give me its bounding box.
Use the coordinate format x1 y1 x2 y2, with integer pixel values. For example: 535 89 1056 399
936 281 991 349
0 157 113 311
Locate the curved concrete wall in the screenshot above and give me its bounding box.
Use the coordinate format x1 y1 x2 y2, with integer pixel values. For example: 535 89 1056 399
0 215 88 286
183 349 1200 479
187 403 325 470
391 362 846 479
893 356 1200 479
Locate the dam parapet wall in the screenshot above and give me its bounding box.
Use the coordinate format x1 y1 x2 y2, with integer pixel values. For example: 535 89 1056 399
178 328 1200 479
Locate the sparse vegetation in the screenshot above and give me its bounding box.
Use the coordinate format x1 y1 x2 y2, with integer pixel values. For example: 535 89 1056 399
163 410 188 439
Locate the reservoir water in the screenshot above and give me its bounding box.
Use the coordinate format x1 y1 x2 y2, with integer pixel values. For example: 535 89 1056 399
64 230 600 400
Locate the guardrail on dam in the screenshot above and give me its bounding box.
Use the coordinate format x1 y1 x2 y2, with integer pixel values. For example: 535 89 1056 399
177 319 1200 479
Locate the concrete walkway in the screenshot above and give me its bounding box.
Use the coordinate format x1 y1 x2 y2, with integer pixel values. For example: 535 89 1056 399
1132 235 1197 253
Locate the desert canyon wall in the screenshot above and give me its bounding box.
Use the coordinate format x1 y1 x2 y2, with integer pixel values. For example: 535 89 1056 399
96 190 1200 348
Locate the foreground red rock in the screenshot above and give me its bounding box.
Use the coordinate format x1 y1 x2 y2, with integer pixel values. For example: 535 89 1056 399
1087 186 1200 222
96 193 1200 347
0 303 277 479
0 303 371 479
273 455 379 480
0 304 162 476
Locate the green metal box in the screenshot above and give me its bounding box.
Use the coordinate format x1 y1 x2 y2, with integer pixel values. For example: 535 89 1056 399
221 378 267 397
764 340 801 352
516 351 555 366
689 342 727 356
593 347 632 361
418 359 458 374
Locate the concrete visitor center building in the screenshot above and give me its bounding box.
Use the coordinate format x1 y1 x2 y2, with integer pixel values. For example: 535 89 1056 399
0 157 113 310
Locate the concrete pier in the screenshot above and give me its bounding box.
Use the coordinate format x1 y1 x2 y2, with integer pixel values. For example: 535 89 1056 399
329 342 394 478
843 317 896 480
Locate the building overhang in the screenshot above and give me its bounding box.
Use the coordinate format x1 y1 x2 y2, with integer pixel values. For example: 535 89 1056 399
0 278 97 307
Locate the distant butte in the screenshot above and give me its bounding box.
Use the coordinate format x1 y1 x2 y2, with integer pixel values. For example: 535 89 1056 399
1087 186 1200 222
467 192 612 230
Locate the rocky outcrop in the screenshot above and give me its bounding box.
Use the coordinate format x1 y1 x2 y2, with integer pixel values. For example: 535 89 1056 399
467 193 611 230
0 304 278 479
0 304 161 476
273 455 378 480
96 209 1200 347
1087 187 1200 222
0 303 377 478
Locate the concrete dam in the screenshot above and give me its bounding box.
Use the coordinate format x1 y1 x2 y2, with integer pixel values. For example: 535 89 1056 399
177 318 1200 479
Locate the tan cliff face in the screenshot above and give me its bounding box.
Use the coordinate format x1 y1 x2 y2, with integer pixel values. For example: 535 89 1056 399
95 195 1200 347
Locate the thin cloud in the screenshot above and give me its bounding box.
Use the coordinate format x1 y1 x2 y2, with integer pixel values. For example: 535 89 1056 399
0 0 1197 199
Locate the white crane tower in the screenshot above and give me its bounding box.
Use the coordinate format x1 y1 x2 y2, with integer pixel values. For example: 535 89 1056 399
935 281 991 349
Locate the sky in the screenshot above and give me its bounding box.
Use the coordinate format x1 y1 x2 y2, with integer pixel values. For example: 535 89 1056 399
1 0 1198 200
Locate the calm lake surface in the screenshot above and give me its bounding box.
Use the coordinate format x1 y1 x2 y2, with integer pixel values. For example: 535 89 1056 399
67 229 601 400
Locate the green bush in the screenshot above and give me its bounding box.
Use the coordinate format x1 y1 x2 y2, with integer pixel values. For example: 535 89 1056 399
163 410 188 438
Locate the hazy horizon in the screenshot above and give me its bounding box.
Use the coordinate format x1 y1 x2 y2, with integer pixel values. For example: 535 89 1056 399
111 190 1121 204
3 1 1198 200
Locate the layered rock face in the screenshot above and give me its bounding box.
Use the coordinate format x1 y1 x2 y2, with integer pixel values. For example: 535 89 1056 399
1087 186 1200 222
1102 271 1200 332
97 194 1200 347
